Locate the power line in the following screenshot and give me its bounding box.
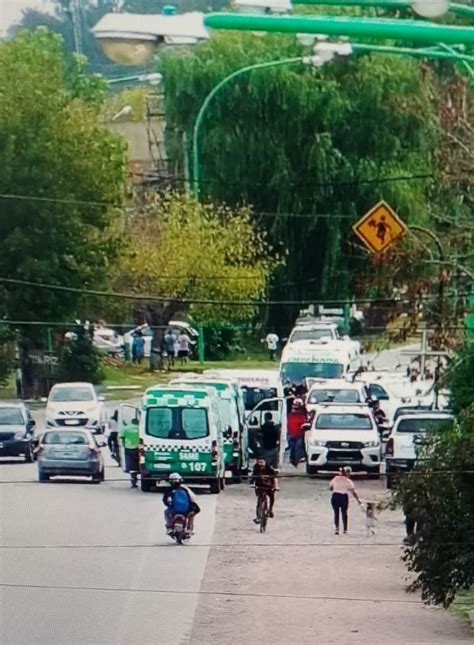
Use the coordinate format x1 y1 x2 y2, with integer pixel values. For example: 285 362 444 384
0 582 435 605
0 277 469 307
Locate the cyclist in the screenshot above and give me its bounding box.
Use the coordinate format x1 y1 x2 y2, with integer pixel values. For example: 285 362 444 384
250 457 277 523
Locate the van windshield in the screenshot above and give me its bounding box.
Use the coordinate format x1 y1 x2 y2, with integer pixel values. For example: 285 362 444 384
146 407 209 440
281 362 344 384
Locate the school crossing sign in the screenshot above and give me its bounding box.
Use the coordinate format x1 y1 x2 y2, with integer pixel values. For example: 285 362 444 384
353 201 407 254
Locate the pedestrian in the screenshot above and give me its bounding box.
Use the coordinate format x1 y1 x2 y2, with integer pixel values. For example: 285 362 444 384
119 417 140 488
263 330 279 361
177 331 191 365
107 409 120 466
131 331 145 365
164 328 176 369
287 399 307 467
258 411 281 471
403 496 422 544
329 467 362 535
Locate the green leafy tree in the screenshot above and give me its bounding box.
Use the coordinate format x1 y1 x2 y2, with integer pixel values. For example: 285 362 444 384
59 326 104 384
447 345 474 414
394 407 474 606
159 33 440 323
0 29 126 342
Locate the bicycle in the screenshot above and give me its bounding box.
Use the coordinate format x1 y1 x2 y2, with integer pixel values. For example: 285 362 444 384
255 487 271 533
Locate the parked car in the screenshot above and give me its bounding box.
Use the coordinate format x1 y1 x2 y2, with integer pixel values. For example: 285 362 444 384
44 382 107 434
123 321 198 358
304 403 381 477
37 429 106 482
0 402 36 462
65 326 124 357
385 411 454 488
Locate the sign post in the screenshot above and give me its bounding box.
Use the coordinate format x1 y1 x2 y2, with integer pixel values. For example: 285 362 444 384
353 200 407 254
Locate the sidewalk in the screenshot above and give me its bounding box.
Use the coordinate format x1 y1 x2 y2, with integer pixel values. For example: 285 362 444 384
189 471 471 644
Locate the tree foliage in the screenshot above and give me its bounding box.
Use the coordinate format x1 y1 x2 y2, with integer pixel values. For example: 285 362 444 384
0 29 126 340
447 345 474 415
159 33 441 323
59 326 104 384
394 408 474 607
112 191 278 324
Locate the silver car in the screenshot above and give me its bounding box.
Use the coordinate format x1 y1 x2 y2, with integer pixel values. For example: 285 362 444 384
37 430 105 483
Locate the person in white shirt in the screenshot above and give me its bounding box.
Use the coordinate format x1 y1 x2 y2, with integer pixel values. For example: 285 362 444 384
264 331 279 361
329 467 362 535
177 332 191 365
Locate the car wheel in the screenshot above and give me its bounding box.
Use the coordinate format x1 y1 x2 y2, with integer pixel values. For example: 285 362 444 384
306 464 318 477
367 467 381 480
24 444 34 463
210 478 220 494
38 470 49 482
141 477 153 492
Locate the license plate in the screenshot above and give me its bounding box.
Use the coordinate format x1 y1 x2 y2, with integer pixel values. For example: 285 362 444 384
64 420 80 426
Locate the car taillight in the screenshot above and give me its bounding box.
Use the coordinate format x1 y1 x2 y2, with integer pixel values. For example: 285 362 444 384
385 438 394 456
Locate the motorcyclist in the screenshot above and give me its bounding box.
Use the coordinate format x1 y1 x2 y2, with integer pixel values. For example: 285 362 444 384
162 473 200 535
250 457 278 522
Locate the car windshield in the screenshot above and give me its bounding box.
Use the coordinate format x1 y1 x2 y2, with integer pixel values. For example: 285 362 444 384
281 362 344 384
51 387 94 402
397 417 453 433
315 413 373 430
0 408 24 425
290 329 334 342
308 389 361 404
146 407 209 440
242 387 278 411
43 432 88 445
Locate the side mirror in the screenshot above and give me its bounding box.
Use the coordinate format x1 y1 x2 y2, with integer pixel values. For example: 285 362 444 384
98 395 106 402
41 397 48 403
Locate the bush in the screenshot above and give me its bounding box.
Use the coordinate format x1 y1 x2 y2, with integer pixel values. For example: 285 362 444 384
202 323 241 360
59 327 103 384
0 325 15 386
393 407 474 606
447 346 474 414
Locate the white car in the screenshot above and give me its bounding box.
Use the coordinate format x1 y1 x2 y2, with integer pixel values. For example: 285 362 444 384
305 403 381 477
306 380 369 413
385 411 453 488
45 383 107 434
287 322 361 360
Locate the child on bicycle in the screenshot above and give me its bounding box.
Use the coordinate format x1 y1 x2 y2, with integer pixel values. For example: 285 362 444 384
250 457 278 522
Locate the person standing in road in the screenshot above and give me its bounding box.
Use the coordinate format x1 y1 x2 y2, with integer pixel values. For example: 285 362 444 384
107 409 120 466
177 331 191 365
164 329 176 370
329 467 362 535
287 399 307 468
258 412 281 472
120 417 140 488
264 330 279 361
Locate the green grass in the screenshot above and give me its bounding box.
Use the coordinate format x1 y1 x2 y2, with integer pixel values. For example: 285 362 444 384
451 588 474 624
101 357 278 399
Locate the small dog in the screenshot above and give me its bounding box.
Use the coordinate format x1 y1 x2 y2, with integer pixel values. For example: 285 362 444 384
364 502 377 536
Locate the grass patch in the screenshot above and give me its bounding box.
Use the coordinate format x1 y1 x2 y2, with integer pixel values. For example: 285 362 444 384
451 588 474 624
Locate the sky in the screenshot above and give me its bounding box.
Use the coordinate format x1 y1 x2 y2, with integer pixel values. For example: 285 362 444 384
0 0 54 35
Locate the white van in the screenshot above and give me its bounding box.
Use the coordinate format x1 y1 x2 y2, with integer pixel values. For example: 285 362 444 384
280 340 361 386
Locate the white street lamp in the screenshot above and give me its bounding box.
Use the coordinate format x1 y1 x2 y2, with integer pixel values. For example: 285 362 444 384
410 0 449 18
234 0 293 14
91 12 209 66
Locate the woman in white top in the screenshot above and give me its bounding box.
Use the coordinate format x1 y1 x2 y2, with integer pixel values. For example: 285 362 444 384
329 467 362 535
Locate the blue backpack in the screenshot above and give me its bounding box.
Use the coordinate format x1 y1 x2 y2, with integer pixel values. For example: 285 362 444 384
171 487 191 513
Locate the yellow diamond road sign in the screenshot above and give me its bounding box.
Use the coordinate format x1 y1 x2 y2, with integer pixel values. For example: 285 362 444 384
353 200 407 254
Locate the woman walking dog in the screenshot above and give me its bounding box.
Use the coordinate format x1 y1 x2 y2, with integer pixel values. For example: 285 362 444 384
329 467 362 535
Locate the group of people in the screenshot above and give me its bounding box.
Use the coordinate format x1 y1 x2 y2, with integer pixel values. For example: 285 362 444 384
131 328 193 369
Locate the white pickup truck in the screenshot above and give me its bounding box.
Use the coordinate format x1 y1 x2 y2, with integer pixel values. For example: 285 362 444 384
287 322 361 361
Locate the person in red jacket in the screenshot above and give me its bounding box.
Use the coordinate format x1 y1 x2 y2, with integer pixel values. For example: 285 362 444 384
287 399 307 467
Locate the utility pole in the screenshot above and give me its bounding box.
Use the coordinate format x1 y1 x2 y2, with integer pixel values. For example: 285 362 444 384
70 0 83 55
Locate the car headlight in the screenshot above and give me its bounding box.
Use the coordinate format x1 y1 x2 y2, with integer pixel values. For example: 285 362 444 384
364 440 380 448
309 439 326 447
14 431 26 440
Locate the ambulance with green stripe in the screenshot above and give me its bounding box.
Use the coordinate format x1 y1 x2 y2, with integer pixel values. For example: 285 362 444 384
171 374 248 480
139 385 226 494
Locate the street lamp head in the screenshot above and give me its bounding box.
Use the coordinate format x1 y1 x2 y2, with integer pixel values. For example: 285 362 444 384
234 0 292 14
410 0 449 18
91 12 208 65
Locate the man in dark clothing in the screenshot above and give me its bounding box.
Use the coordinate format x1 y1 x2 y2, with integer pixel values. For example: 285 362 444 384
251 457 278 521
258 412 280 468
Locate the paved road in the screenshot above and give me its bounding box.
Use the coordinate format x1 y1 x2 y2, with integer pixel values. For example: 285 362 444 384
1 455 217 645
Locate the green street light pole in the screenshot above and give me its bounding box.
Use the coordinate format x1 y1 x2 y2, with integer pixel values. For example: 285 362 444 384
191 43 473 196
203 13 474 45
192 57 303 196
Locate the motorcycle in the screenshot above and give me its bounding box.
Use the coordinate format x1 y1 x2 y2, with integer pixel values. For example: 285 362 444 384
168 513 191 545
107 434 121 467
